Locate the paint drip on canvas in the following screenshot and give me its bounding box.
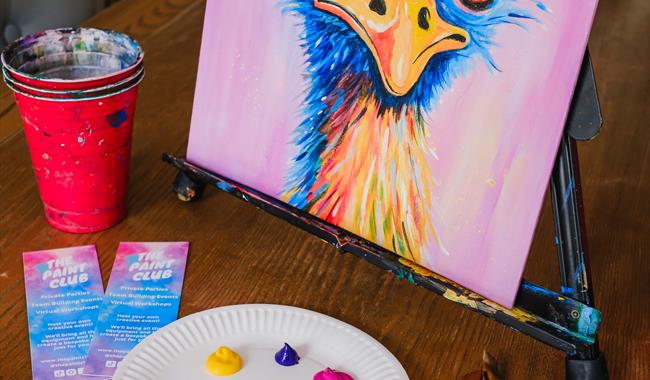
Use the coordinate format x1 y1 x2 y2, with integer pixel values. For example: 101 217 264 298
187 0 599 307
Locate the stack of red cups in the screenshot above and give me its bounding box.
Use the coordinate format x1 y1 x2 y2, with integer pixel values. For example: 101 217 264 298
2 28 144 233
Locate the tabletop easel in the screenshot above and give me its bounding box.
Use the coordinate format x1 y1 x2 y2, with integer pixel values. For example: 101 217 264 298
163 50 607 380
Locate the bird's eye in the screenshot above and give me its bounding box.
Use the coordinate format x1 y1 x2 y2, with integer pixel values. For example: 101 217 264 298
369 0 386 15
418 7 430 30
459 0 494 12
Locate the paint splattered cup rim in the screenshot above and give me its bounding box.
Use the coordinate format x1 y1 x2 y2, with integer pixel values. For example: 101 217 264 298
3 68 145 102
1 27 143 89
2 64 144 97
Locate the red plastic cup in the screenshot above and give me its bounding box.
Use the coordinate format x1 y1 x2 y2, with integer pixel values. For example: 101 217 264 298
2 64 144 99
1 28 143 90
2 28 144 233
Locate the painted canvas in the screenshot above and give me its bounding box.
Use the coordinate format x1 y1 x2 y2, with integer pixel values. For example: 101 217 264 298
187 0 598 308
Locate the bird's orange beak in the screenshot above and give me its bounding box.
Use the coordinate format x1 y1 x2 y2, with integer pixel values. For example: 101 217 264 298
314 0 469 96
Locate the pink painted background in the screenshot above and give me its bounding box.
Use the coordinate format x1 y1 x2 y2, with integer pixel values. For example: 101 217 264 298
187 0 598 308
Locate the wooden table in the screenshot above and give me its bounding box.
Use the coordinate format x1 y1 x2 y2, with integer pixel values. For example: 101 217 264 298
1 1 648 379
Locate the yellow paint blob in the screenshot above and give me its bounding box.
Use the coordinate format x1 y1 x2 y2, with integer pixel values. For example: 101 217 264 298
205 346 243 376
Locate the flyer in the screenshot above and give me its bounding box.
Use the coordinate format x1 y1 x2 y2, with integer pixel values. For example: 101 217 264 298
23 246 104 380
82 242 189 377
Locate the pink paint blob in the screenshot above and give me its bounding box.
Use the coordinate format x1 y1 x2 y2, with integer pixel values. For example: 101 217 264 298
313 368 355 380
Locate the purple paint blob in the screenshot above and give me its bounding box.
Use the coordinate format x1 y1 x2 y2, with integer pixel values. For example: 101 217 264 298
313 368 354 380
274 343 300 366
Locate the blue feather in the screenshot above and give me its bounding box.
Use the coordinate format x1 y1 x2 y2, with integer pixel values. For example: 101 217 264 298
282 0 544 203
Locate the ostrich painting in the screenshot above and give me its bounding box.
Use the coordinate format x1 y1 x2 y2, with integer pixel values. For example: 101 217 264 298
282 0 541 261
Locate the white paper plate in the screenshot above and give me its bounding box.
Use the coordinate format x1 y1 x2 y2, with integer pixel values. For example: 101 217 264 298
113 304 408 380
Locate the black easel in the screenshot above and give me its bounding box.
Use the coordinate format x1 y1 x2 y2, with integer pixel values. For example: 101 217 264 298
551 52 607 379
163 50 607 380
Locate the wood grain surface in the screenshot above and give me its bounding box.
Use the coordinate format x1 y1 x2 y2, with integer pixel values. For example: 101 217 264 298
1 1 648 379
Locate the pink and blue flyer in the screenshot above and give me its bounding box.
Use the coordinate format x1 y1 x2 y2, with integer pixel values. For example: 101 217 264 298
82 242 189 377
23 245 104 380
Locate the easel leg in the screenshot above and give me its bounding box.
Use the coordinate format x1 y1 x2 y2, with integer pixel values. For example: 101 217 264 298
173 170 206 202
550 135 608 380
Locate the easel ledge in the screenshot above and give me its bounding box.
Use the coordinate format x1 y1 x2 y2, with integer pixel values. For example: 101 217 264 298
163 51 607 379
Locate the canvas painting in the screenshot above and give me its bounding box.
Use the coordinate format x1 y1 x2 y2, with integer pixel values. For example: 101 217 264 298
187 0 598 308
